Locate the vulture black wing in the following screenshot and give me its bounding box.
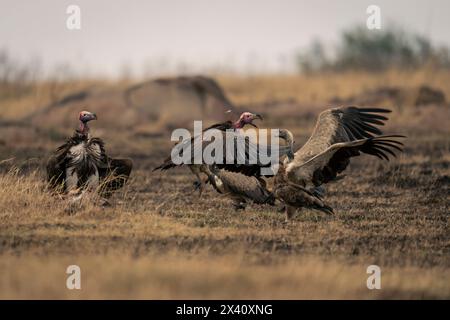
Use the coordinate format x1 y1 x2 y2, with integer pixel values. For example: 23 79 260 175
152 121 233 171
46 133 85 190
286 135 405 187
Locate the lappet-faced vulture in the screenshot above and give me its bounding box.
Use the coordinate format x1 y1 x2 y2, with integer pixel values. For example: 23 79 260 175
46 111 133 202
153 111 264 195
202 129 295 210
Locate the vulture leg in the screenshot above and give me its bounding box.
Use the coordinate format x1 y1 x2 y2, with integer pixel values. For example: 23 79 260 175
285 205 296 222
86 168 100 191
65 168 79 193
99 158 133 198
189 165 205 197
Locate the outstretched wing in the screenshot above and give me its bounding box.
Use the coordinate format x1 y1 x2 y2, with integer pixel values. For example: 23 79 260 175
153 127 291 176
216 133 292 177
153 122 233 171
46 137 79 190
286 135 404 187
286 106 404 186
294 107 392 163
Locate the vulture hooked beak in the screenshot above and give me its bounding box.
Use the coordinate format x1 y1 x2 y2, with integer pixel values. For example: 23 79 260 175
79 111 97 123
248 113 263 128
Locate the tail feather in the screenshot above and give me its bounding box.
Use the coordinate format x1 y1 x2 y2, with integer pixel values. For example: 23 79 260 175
152 158 177 172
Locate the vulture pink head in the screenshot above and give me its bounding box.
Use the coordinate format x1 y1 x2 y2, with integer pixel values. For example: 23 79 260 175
234 112 263 129
79 110 97 123
78 110 97 134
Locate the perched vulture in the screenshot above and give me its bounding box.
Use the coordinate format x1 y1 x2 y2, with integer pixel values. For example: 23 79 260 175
203 129 295 210
46 111 133 200
153 112 263 195
273 106 405 221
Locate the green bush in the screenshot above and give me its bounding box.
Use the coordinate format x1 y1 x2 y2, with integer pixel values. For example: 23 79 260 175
297 26 450 73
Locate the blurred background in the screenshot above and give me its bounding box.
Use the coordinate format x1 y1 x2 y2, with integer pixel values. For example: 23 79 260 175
0 0 449 156
1 0 450 77
0 0 450 139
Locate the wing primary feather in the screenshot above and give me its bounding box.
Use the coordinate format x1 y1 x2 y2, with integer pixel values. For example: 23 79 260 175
375 138 405 145
356 107 392 113
372 144 397 158
370 148 389 160
347 121 375 138
350 120 383 135
375 141 403 152
357 116 386 125
342 123 361 139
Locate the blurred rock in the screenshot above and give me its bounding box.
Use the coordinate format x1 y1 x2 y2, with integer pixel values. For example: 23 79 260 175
415 85 446 106
27 75 236 137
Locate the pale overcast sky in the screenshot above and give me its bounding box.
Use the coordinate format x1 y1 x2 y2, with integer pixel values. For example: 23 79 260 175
0 0 449 77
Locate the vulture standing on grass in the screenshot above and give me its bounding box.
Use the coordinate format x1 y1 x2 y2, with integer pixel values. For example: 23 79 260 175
46 111 133 201
153 111 263 195
203 129 295 210
273 106 405 221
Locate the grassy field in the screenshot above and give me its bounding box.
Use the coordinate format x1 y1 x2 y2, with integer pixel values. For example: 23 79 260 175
0 69 449 299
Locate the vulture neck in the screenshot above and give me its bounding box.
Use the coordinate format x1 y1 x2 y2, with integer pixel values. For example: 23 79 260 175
78 121 90 137
232 119 245 129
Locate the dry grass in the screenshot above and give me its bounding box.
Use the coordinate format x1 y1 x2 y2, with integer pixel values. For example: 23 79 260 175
219 68 450 105
0 69 449 299
2 253 449 299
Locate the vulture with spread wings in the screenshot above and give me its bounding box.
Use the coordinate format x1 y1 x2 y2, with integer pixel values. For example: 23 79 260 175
201 129 294 210
273 106 405 221
153 111 269 196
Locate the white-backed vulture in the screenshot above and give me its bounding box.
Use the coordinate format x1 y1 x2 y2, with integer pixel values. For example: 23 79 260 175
204 164 275 210
153 112 263 195
273 106 405 221
46 111 133 201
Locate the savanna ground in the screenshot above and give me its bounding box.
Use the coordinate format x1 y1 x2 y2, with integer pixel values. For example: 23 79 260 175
0 69 449 299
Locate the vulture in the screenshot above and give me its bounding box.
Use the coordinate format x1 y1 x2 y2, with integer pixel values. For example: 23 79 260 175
203 129 295 210
46 111 133 201
153 111 263 195
273 106 405 221
204 164 275 210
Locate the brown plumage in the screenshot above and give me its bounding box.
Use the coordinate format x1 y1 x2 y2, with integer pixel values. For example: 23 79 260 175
274 106 405 221
201 129 294 210
46 111 133 201
204 165 275 210
153 112 263 196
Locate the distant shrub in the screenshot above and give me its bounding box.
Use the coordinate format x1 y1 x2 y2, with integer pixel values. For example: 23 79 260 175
0 49 38 99
297 26 450 73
